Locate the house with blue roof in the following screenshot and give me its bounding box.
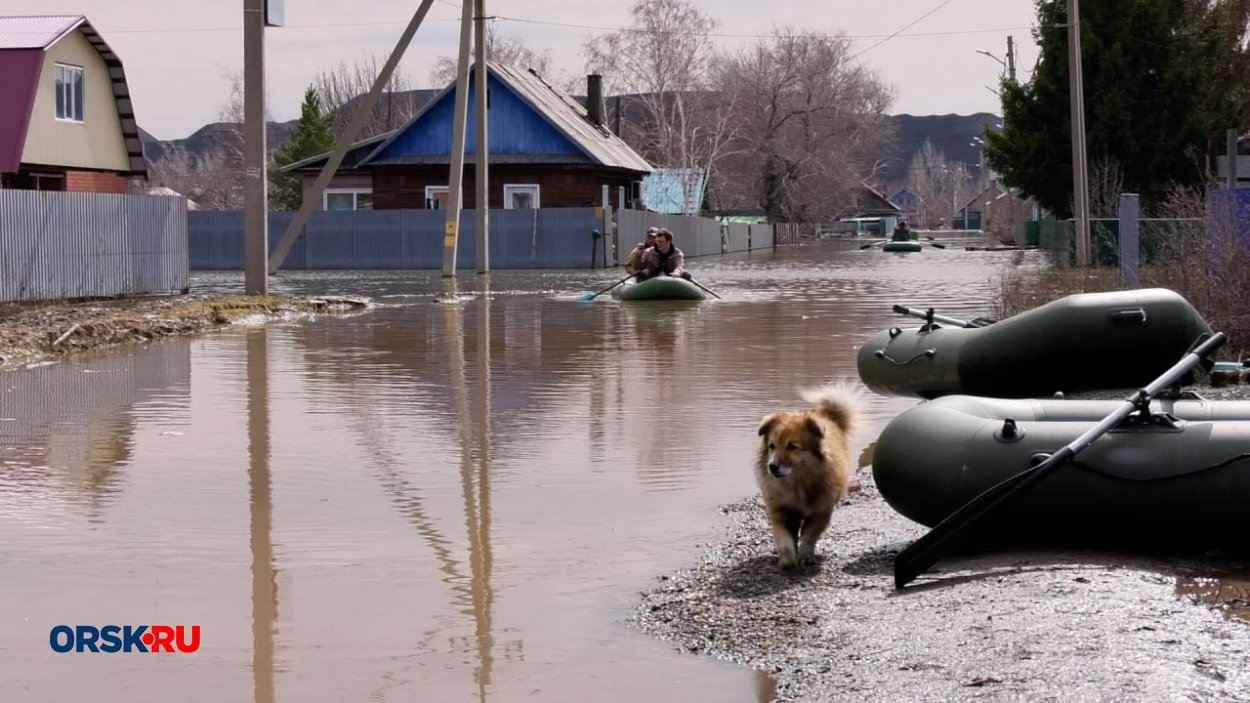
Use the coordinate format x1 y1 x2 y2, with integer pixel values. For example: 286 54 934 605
285 63 653 211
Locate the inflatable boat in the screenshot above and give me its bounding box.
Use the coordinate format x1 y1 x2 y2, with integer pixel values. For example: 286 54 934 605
872 393 1250 547
612 276 707 301
857 288 1214 399
883 241 923 252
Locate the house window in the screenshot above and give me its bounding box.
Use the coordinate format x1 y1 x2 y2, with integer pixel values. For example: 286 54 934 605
504 184 540 209
55 64 84 122
425 186 449 210
323 188 373 210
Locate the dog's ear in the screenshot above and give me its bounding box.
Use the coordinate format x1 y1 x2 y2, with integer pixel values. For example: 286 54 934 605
758 413 778 437
805 416 824 441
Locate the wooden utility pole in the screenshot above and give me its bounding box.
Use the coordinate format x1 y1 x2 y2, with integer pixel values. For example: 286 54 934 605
474 0 490 273
441 0 475 277
243 0 270 295
1006 35 1016 81
1067 0 1091 266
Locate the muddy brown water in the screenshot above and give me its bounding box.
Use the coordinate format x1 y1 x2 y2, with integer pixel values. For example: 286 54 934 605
4 240 1236 701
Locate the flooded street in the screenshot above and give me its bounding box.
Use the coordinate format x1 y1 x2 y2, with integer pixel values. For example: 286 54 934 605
2 240 1037 701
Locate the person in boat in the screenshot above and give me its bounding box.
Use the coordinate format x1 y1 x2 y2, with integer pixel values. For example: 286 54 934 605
625 227 658 275
637 229 691 281
891 220 912 242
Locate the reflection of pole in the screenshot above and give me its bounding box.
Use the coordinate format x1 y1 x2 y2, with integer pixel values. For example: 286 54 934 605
474 0 490 273
246 329 276 703
444 283 494 697
243 0 267 295
472 290 495 701
442 0 476 277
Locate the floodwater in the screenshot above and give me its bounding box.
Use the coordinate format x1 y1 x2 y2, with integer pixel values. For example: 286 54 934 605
3 239 1045 702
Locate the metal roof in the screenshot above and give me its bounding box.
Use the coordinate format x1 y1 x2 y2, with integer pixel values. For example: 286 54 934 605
0 15 83 50
0 15 145 176
358 61 652 173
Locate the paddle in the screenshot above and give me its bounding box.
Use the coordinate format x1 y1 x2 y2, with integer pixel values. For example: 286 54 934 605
892 330 1227 589
685 275 723 300
577 274 634 302
859 241 886 250
895 300 990 325
921 241 947 249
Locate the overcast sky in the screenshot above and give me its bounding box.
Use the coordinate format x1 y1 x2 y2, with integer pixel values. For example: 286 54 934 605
7 0 1039 141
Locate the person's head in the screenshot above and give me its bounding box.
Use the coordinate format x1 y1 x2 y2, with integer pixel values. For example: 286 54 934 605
644 227 658 245
655 228 673 252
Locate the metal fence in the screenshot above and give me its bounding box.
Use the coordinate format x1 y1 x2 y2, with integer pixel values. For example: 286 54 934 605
0 191 188 302
191 207 608 270
190 207 776 271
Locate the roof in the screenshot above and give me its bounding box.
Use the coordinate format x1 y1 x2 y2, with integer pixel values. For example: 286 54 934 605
0 14 82 49
0 15 145 176
287 61 651 175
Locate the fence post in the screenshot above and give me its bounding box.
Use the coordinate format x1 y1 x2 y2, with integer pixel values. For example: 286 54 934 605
1119 192 1140 289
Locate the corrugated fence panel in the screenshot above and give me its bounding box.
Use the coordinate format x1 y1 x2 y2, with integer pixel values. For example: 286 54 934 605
0 191 188 302
749 224 774 249
726 224 750 252
536 207 604 268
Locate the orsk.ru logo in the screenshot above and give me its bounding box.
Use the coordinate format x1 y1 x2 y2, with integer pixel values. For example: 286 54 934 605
49 625 201 653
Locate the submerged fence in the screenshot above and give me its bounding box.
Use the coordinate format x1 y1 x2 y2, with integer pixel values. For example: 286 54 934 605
0 191 188 302
190 207 775 270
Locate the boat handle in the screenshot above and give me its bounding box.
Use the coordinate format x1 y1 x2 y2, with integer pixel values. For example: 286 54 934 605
1107 307 1147 326
873 348 936 365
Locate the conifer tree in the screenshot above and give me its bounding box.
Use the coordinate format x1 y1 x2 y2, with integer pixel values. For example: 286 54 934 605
270 86 336 211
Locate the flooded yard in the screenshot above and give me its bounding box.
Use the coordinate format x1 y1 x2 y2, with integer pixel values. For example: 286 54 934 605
1 240 1142 701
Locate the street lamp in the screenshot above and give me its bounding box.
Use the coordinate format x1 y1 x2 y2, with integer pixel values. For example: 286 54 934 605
977 49 1007 70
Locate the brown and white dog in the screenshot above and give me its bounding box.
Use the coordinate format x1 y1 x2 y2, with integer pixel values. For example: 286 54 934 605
755 384 860 570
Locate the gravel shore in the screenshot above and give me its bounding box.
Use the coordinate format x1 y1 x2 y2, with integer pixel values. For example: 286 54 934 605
631 382 1250 702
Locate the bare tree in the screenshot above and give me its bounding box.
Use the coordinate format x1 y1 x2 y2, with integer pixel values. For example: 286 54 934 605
315 53 421 140
712 27 894 223
430 22 555 84
583 0 738 215
1088 156 1125 219
906 139 978 228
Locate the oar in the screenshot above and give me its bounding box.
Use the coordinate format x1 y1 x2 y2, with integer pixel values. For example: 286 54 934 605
686 276 722 300
892 304 978 328
859 240 886 250
921 241 947 249
577 274 634 301
893 330 1227 589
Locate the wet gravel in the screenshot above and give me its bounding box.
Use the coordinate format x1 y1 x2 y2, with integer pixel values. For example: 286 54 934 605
631 382 1250 702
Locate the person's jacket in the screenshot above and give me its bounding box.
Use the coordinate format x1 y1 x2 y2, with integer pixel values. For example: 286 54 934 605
640 245 685 277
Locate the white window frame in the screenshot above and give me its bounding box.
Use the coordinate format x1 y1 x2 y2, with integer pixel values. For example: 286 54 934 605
323 188 372 210
425 185 449 210
503 184 540 209
54 63 84 123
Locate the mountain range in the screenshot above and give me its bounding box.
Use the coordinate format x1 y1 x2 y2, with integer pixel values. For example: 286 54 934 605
136 92 1000 194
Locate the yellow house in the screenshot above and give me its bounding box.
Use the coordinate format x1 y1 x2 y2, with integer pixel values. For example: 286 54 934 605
0 15 145 192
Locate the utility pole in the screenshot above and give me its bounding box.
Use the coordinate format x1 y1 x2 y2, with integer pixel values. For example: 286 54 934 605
1067 0 1091 267
441 0 475 277
474 0 489 273
1006 35 1016 82
242 0 273 295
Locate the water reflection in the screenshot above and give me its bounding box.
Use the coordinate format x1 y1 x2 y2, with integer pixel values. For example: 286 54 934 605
246 328 276 703
1176 572 1250 623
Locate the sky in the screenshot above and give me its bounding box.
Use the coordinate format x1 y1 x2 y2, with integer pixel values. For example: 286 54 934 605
6 0 1041 141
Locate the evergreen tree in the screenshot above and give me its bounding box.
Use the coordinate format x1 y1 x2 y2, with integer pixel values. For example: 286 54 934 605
982 0 1229 217
270 86 336 211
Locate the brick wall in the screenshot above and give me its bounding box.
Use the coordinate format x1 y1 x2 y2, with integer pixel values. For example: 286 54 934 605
65 171 128 194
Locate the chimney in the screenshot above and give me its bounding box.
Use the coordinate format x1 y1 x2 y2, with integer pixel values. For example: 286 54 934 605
586 74 603 127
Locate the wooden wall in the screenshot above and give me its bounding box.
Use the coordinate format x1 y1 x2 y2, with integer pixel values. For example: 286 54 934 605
372 166 638 210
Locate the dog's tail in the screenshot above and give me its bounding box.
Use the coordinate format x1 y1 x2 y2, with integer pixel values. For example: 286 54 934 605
798 382 862 433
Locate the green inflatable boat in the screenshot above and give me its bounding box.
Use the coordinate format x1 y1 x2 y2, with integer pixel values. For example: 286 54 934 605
857 288 1214 399
872 394 1250 548
882 241 923 252
612 276 707 301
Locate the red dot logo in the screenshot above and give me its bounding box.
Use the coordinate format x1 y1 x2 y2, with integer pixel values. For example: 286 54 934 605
141 633 155 647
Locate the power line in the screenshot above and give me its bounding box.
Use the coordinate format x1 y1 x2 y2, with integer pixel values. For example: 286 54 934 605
849 0 961 59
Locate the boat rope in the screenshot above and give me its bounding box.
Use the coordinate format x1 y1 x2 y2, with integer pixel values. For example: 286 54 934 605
873 348 936 365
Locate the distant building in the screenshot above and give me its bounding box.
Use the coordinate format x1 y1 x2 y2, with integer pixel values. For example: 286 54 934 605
0 15 145 192
284 63 652 211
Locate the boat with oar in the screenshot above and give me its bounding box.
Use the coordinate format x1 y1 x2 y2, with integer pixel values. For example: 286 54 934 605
611 275 707 301
856 288 1214 399
873 389 1250 550
882 241 923 252
577 273 720 302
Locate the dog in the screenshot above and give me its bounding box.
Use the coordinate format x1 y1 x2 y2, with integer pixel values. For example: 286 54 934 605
755 384 860 570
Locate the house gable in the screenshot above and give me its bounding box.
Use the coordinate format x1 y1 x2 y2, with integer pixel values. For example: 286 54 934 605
0 50 43 173
367 72 586 164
